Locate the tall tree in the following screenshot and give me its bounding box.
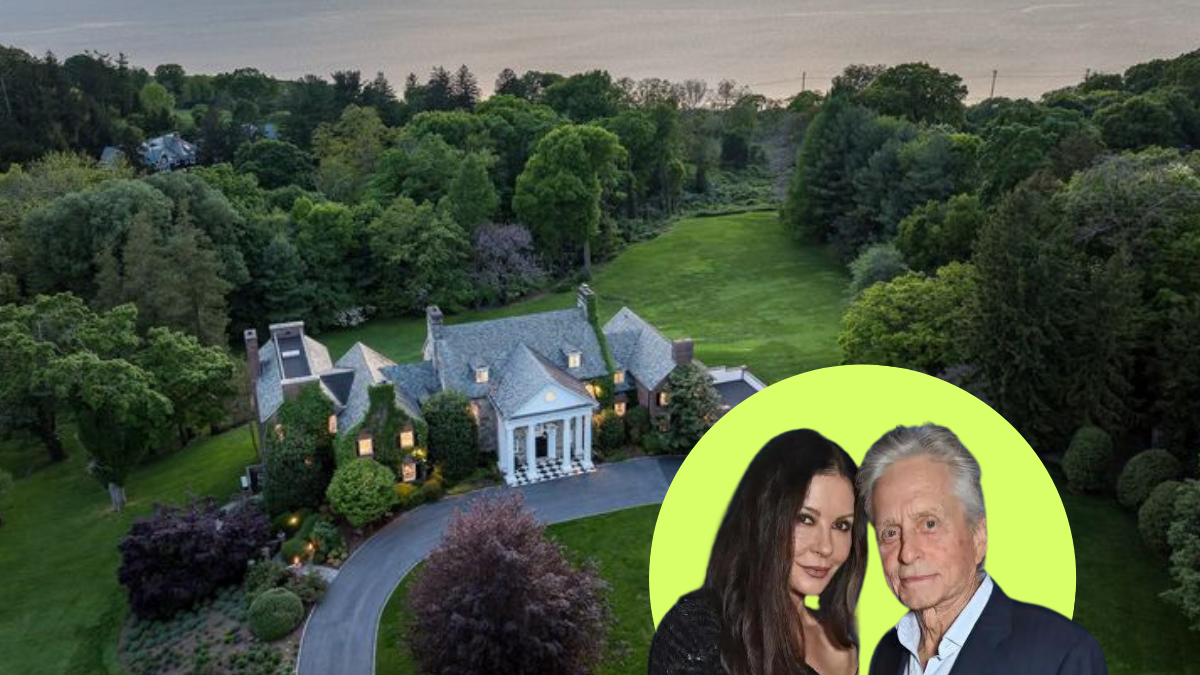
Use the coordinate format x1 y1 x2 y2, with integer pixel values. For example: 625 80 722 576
450 65 481 110
312 104 389 203
969 187 1138 451
662 362 723 453
857 62 968 126
840 262 976 374
446 151 499 230
137 327 236 447
52 351 172 511
513 124 626 276
542 70 625 122
367 199 472 313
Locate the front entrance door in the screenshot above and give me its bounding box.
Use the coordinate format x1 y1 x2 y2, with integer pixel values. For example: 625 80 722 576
535 434 548 458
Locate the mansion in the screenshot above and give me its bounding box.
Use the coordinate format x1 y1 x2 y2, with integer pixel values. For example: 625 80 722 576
245 285 764 486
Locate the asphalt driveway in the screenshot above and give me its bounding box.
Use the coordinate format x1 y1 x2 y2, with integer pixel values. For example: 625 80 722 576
296 455 683 675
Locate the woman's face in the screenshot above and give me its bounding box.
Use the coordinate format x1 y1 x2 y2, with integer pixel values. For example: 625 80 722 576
789 472 856 598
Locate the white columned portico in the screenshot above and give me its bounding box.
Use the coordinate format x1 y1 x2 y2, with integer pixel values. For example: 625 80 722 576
498 405 597 484
582 412 593 469
525 423 538 480
561 416 574 471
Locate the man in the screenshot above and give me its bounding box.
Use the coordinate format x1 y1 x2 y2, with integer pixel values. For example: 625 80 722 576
858 424 1106 674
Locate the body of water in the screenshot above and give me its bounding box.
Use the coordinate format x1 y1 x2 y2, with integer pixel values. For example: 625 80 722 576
2 0 1198 101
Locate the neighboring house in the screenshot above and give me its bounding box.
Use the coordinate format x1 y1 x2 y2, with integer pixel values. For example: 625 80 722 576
245 285 766 487
139 132 197 171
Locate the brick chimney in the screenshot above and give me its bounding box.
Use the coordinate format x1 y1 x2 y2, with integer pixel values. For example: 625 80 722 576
672 338 694 365
426 306 444 341
576 283 597 319
244 328 260 381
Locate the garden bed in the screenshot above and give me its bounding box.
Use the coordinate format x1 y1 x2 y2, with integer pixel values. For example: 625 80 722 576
118 585 300 675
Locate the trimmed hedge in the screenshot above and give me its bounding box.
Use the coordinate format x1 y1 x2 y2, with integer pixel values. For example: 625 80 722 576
1117 449 1182 510
1062 425 1114 493
247 588 304 642
1139 480 1184 556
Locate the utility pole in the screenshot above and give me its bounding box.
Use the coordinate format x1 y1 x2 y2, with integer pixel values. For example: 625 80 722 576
1084 68 1091 81
801 71 807 93
989 69 997 99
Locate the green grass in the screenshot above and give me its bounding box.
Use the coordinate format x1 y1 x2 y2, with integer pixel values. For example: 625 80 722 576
376 504 660 675
323 212 849 384
1061 482 1200 675
0 426 259 675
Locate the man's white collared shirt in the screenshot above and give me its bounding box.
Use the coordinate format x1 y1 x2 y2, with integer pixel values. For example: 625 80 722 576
895 573 994 675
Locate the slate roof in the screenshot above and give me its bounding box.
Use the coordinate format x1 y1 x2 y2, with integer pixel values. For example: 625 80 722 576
255 340 284 423
381 361 440 418
430 308 608 400
139 133 197 171
715 380 759 409
490 344 597 418
319 370 355 406
603 307 677 390
332 342 398 430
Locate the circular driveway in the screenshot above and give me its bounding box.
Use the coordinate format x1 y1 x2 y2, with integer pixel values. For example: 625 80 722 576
296 456 683 675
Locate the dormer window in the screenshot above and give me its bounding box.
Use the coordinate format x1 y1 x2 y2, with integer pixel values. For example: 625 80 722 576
613 370 625 385
563 345 581 369
658 391 670 407
475 366 489 384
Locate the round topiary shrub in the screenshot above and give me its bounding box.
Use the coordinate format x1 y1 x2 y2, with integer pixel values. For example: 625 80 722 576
247 588 304 642
1118 449 1182 510
1139 480 1184 556
1062 425 1114 493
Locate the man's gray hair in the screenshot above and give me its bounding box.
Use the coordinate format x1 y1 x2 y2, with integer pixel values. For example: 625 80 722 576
857 424 986 527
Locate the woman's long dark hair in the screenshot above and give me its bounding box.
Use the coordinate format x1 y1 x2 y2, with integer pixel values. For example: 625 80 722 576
705 429 867 675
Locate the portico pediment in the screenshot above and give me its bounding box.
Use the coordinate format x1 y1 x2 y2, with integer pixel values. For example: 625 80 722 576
510 384 594 419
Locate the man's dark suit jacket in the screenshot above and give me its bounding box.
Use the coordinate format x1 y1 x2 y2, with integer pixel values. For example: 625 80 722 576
869 581 1107 675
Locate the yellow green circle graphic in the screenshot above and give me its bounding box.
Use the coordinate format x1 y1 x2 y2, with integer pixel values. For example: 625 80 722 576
649 365 1075 667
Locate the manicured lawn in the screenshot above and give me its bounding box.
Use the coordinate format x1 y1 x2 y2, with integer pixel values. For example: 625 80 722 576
0 426 259 675
1061 481 1200 675
376 504 660 675
323 212 850 384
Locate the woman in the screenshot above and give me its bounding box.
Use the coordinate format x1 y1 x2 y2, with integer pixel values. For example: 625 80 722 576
649 429 867 675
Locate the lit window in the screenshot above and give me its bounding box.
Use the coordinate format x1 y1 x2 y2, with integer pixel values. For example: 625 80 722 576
568 351 581 368
658 391 670 407
401 457 417 483
585 383 598 398
399 428 415 449
273 424 285 441
328 415 338 435
357 432 374 457
469 402 480 421
475 367 489 383
613 370 625 385
615 402 627 416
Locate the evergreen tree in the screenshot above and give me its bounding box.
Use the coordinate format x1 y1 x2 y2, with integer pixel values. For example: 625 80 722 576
253 234 314 325
451 65 481 110
165 219 233 345
662 362 722 453
969 187 1138 451
447 151 499 230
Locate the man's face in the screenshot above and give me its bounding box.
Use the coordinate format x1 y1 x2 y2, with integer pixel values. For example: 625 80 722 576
872 456 987 614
